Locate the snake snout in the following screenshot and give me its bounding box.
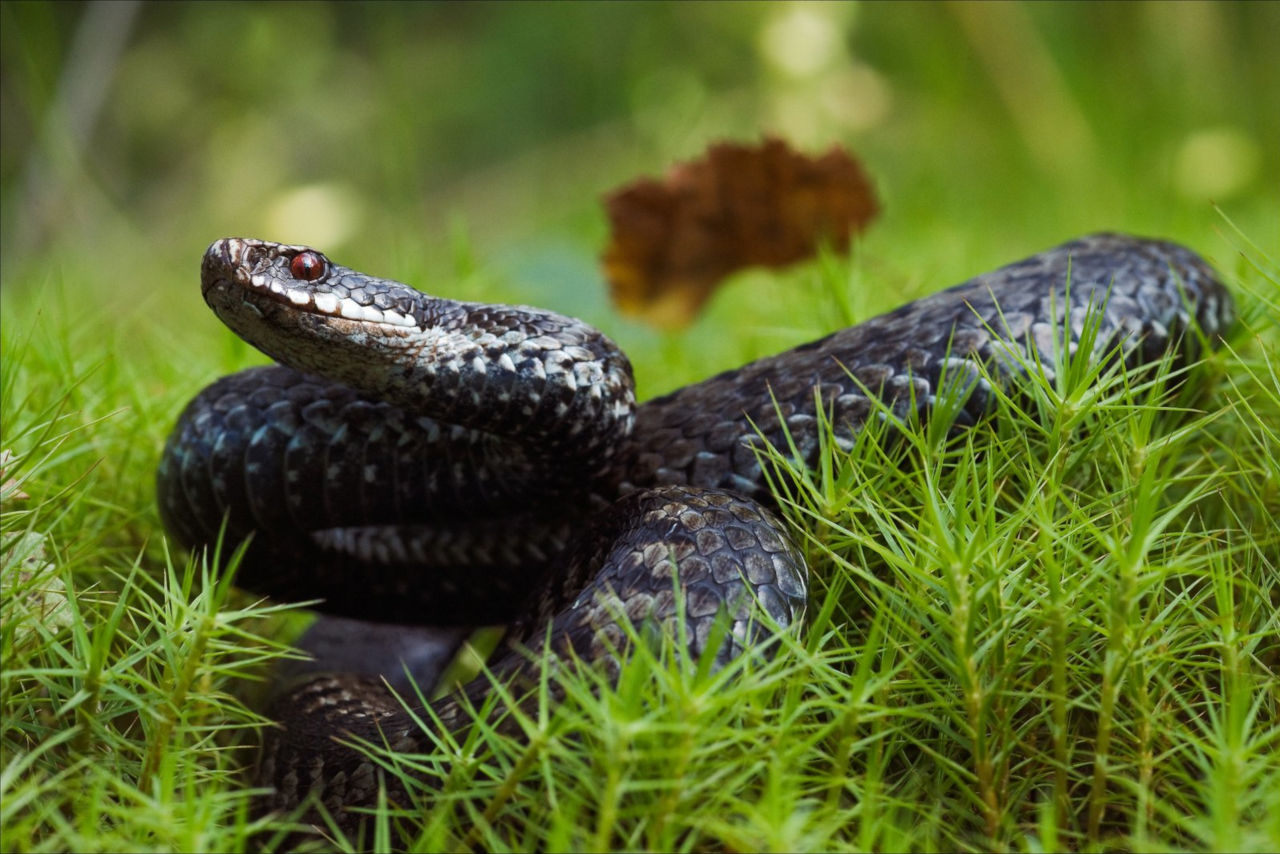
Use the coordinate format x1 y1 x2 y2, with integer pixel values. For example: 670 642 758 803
201 237 296 295
201 237 259 295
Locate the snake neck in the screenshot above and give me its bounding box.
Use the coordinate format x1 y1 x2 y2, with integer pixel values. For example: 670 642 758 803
200 238 637 478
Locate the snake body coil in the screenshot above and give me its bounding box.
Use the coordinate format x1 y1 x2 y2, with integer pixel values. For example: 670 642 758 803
156 233 1232 830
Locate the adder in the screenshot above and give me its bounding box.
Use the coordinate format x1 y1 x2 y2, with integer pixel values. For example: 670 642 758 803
156 232 1232 829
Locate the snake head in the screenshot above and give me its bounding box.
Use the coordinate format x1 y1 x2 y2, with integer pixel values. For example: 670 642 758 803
201 237 431 330
196 237 637 454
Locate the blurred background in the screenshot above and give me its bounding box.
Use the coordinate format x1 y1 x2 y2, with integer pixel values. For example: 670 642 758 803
2 1 1277 396
2 8 1275 849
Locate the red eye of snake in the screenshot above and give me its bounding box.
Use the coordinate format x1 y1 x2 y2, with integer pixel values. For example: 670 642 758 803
289 251 326 281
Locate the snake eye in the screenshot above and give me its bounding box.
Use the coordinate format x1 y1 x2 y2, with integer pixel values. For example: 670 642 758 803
289 251 326 282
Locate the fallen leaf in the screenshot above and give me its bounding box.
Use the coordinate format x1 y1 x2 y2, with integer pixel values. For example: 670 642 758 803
602 137 879 328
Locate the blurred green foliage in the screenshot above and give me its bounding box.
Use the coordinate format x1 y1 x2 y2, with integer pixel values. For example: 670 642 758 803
2 6 1277 850
2 1 1276 318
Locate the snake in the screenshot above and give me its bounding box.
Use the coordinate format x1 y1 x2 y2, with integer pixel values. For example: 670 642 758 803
156 232 1231 834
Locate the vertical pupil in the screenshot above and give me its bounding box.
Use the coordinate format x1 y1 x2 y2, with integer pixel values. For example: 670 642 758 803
291 252 324 281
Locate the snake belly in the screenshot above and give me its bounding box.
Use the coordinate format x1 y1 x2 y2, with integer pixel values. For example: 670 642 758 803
156 232 1232 826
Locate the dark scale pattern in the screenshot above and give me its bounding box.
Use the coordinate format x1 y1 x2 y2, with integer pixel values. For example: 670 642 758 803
617 233 1232 500
517 487 808 670
156 365 600 622
255 487 808 832
157 233 1233 833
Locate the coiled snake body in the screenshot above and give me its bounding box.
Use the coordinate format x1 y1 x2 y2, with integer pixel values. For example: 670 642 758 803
157 233 1231 829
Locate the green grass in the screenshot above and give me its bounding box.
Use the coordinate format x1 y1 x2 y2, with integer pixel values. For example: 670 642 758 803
3 224 1277 852
3 4 1278 850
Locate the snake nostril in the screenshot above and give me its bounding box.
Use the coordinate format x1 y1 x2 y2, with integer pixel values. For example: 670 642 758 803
201 240 234 292
207 238 249 270
202 238 266 293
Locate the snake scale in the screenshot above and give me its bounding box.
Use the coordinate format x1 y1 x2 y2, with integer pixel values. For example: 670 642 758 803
156 233 1231 832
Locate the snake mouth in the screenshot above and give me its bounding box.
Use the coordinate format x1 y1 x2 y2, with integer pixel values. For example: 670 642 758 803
201 237 424 330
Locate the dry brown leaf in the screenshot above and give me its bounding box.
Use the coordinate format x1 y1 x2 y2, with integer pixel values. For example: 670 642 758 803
601 137 879 328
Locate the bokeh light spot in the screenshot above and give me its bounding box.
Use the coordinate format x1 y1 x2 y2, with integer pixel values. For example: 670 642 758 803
759 5 846 79
263 183 364 249
818 65 892 132
1173 127 1261 200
